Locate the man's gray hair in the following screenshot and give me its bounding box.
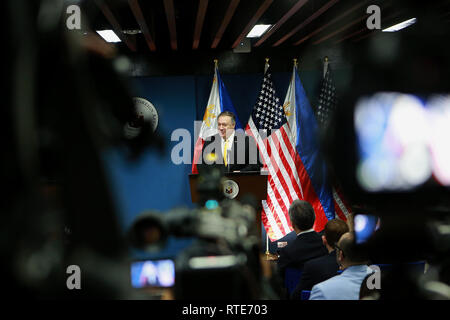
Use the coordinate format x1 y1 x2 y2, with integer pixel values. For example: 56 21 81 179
218 111 236 124
288 200 315 231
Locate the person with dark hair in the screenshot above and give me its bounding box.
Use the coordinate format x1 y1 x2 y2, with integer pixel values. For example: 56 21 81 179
276 200 327 283
199 111 261 173
309 232 373 300
290 218 349 299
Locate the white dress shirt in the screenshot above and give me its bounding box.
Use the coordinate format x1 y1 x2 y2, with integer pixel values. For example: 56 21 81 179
296 228 315 237
220 131 235 165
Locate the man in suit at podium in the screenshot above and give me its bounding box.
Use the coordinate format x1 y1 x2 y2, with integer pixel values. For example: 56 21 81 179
199 111 262 173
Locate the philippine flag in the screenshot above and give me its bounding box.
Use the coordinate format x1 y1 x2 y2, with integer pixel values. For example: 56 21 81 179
191 63 242 173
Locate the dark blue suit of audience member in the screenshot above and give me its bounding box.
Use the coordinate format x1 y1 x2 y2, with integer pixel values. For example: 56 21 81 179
277 230 327 280
269 231 297 254
290 250 339 299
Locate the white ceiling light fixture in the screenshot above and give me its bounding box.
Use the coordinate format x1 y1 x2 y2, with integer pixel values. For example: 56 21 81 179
246 24 272 38
96 30 121 43
382 18 417 32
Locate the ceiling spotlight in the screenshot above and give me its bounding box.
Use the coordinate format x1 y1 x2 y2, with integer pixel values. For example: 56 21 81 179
382 18 417 32
246 24 272 38
96 30 121 43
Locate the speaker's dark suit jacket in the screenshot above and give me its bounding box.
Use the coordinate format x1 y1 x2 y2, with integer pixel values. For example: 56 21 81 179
199 133 262 173
290 250 339 300
277 231 327 281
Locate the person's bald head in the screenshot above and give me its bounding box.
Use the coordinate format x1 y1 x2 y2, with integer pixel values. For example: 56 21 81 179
337 232 369 265
338 232 353 249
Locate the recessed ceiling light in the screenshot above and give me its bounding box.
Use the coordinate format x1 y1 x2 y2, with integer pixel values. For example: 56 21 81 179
247 24 272 38
96 30 121 43
382 18 416 32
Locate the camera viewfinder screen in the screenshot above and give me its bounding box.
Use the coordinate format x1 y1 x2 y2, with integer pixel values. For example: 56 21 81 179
354 214 380 244
131 259 175 288
354 93 450 192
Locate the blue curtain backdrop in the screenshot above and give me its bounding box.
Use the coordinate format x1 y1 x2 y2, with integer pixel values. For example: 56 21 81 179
102 70 322 259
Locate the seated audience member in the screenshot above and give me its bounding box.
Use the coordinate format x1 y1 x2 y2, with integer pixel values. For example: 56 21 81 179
291 219 349 299
309 232 373 300
270 230 297 254
277 200 327 281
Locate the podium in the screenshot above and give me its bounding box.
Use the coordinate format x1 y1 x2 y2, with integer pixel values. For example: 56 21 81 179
188 171 268 237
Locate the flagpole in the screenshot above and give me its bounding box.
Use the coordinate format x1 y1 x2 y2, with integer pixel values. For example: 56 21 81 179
323 56 329 78
264 56 270 259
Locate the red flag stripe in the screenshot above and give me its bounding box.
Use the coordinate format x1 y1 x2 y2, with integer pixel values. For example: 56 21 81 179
246 121 293 212
191 138 205 174
277 126 305 198
278 125 330 230
278 125 330 232
247 118 301 240
264 137 293 213
294 152 329 231
271 127 304 200
266 176 293 234
334 201 347 221
263 193 287 238
333 187 351 221
267 134 298 204
262 197 288 239
262 200 284 240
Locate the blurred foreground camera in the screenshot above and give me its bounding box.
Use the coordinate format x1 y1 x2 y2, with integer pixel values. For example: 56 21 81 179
128 160 267 299
321 4 450 298
128 199 262 299
128 200 257 252
325 13 450 213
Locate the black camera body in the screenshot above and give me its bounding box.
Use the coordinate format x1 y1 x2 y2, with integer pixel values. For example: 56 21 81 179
325 14 450 216
128 200 262 299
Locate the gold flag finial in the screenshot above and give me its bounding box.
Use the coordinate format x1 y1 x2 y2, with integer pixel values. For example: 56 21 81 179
214 59 218 67
265 57 269 63
324 56 329 62
293 58 298 67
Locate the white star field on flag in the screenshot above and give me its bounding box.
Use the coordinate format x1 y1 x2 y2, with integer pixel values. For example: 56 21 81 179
252 71 285 132
316 67 337 127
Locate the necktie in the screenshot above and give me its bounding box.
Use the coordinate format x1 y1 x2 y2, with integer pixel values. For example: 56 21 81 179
224 139 228 167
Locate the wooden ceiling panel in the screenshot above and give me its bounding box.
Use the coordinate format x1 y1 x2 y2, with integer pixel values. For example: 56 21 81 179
211 0 240 49
193 0 209 49
95 0 136 51
163 0 177 50
128 0 156 51
85 0 436 53
254 0 309 47
272 0 340 47
231 0 274 49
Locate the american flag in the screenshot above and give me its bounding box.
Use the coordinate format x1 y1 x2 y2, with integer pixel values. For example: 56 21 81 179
316 61 351 221
316 63 338 128
246 63 301 240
